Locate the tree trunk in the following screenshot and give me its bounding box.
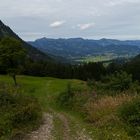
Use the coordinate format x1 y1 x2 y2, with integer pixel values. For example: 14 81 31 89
12 74 17 86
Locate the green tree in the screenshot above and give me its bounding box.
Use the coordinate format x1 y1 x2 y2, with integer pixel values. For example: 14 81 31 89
0 37 26 85
106 71 133 91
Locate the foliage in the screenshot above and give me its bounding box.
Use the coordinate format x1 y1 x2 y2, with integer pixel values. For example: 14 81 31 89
118 98 140 138
0 37 26 85
57 82 92 112
124 55 140 81
102 71 133 91
23 60 106 81
106 62 122 74
57 83 75 108
0 37 26 68
0 91 42 139
106 54 140 82
85 94 134 123
0 75 138 140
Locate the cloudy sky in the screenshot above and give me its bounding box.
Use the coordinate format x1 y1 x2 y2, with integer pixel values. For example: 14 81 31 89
1 0 140 41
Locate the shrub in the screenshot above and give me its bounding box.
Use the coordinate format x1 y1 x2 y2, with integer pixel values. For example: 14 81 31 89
57 83 90 112
103 71 133 91
57 83 74 108
118 98 140 137
0 92 42 139
0 92 15 107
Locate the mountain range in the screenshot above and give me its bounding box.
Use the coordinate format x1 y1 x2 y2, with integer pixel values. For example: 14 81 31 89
1 19 140 63
28 37 140 61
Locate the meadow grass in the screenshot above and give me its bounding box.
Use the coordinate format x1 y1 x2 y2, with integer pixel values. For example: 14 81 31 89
0 75 137 140
0 75 86 111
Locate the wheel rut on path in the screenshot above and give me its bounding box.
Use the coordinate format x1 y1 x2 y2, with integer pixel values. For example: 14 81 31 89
25 112 92 140
25 113 54 140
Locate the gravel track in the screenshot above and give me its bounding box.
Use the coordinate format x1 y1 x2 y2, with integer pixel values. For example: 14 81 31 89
25 113 54 140
25 112 92 140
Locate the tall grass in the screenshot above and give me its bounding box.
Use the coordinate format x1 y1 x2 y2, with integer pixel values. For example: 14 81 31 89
85 94 136 125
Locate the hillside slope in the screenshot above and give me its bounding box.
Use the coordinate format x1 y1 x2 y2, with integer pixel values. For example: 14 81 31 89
0 20 51 61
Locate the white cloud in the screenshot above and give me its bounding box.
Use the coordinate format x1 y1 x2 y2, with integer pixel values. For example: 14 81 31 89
77 23 95 30
50 21 65 28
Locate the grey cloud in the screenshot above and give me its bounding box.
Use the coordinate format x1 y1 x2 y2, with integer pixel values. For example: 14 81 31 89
1 0 140 40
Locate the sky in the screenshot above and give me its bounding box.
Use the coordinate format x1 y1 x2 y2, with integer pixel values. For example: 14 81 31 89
1 0 140 41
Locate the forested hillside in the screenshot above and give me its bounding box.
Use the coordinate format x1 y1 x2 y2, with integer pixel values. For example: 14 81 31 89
0 20 51 61
29 37 140 61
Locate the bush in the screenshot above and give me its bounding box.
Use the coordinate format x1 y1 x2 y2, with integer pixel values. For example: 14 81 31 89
0 92 42 139
57 83 90 112
57 83 74 108
0 92 15 107
102 71 133 91
118 98 140 137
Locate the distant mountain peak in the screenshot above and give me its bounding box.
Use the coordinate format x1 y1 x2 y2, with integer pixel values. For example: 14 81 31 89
68 37 84 40
35 37 85 42
40 37 47 40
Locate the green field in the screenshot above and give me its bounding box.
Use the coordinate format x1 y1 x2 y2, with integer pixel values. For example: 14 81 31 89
0 75 87 111
0 75 96 139
75 53 131 63
0 75 138 140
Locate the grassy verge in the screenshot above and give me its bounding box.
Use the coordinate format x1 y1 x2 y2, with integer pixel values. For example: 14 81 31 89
52 115 64 140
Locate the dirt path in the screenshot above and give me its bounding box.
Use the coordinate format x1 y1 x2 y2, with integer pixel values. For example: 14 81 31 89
55 112 92 140
25 112 92 140
25 113 54 140
56 113 70 140
76 129 92 140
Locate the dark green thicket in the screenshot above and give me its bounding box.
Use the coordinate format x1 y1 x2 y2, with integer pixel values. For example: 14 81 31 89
118 98 140 138
102 71 133 91
0 92 42 139
124 55 140 81
23 60 106 81
107 55 140 82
